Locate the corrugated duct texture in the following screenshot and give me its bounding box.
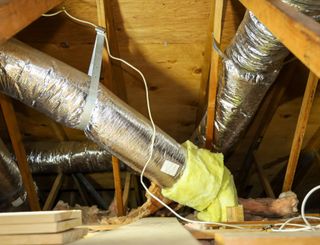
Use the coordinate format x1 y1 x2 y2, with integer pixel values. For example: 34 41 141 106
0 139 26 209
0 39 186 188
211 0 320 154
24 141 126 174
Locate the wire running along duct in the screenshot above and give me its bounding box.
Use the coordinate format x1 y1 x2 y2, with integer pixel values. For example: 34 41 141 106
195 0 320 154
0 39 186 188
23 141 126 174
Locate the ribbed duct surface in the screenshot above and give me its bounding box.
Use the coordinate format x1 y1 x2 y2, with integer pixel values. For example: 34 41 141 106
212 0 320 154
0 39 186 188
0 139 26 209
24 141 125 174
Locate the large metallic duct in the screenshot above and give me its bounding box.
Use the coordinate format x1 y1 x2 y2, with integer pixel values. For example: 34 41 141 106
24 141 125 174
212 0 320 154
0 139 26 209
0 39 186 188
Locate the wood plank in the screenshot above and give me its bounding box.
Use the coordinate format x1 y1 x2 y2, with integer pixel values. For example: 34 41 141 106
283 72 319 191
253 156 275 198
71 218 200 245
0 228 88 245
0 210 81 225
239 0 320 78
226 205 244 222
215 230 320 245
112 156 124 216
122 172 132 212
0 94 40 211
96 0 127 100
0 218 81 235
0 0 63 44
205 0 226 149
43 173 64 211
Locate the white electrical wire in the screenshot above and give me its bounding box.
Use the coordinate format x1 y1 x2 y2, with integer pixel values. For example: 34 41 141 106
41 9 320 232
42 8 246 229
271 185 320 232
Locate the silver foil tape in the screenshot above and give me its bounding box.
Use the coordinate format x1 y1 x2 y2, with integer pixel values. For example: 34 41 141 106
23 141 126 174
0 139 25 208
0 39 186 188
207 0 320 154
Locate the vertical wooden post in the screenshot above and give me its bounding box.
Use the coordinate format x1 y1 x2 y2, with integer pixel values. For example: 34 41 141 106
112 156 124 216
282 71 319 192
96 0 127 101
96 0 126 216
205 0 225 149
0 94 40 210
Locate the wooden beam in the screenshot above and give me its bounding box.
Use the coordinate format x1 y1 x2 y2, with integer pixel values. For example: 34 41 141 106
43 173 64 211
122 172 132 213
283 71 319 191
205 0 226 149
239 0 320 78
0 94 40 210
0 0 63 44
253 156 275 198
96 0 125 216
112 156 124 216
96 0 127 101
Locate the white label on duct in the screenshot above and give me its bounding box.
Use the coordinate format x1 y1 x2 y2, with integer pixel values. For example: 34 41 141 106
161 160 180 176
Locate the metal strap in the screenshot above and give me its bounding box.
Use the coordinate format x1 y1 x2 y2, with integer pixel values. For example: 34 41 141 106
77 27 105 130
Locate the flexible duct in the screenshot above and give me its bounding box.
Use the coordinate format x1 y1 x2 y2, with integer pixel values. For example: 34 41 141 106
0 39 186 188
0 139 26 209
23 141 126 174
212 0 320 154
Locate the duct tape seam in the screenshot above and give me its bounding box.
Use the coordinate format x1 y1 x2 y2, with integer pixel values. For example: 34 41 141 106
77 27 105 130
11 192 27 207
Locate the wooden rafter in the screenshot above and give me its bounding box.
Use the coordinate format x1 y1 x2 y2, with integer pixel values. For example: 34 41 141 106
239 0 320 78
0 94 40 210
0 0 63 44
283 71 319 191
205 0 226 149
96 0 126 216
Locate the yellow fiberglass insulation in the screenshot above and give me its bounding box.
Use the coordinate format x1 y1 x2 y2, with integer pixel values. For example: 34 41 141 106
161 141 238 222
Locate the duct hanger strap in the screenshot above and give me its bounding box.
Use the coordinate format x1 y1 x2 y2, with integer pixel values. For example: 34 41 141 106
77 27 105 130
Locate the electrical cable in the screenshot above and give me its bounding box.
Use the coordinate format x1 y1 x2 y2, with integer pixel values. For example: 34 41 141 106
42 8 320 231
42 8 246 229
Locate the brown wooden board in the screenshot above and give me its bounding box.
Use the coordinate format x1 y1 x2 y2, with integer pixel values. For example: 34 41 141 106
0 218 81 235
0 228 88 244
0 211 81 225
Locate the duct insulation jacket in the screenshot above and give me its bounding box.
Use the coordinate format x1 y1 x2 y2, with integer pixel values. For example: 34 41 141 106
0 139 26 209
211 0 320 154
0 39 186 188
23 141 126 174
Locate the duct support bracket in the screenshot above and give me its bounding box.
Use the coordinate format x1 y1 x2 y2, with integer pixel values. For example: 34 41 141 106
77 27 105 130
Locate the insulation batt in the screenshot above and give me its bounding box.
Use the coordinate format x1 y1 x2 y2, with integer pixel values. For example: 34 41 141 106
23 141 126 174
196 0 320 154
0 39 186 188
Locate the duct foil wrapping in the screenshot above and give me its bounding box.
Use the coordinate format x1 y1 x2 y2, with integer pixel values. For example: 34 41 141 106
212 0 320 154
0 139 25 208
24 141 126 174
0 39 186 187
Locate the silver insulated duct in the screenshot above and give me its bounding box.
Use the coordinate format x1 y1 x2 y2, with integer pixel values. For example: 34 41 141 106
0 139 26 209
212 0 320 154
0 39 186 188
24 141 125 174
